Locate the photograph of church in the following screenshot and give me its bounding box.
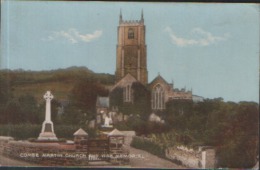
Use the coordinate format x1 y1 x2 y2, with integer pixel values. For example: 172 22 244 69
0 2 258 169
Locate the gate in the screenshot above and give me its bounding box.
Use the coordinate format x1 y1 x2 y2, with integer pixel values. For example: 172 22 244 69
83 139 110 162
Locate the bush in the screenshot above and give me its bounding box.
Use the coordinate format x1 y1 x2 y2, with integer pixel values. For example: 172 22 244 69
0 124 97 140
131 136 165 158
0 124 41 140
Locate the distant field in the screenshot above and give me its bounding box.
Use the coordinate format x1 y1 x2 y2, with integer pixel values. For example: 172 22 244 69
12 81 75 102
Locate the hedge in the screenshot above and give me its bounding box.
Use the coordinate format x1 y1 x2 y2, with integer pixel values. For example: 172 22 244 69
0 124 96 140
130 136 165 158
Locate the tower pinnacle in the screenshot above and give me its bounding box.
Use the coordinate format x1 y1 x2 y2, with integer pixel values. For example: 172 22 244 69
141 9 144 22
119 9 123 23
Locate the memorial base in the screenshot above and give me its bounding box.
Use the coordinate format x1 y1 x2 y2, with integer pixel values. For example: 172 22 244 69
37 132 58 141
37 121 58 141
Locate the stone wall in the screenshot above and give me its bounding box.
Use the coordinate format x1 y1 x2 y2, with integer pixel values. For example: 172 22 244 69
165 145 216 168
0 136 14 154
3 140 88 166
0 135 130 166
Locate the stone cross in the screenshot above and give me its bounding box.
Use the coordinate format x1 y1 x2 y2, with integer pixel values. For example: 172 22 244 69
37 91 58 141
44 91 53 122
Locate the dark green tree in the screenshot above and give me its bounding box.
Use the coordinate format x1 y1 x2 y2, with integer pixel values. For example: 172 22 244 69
18 94 40 124
165 99 193 129
70 79 109 112
4 100 22 124
62 79 109 124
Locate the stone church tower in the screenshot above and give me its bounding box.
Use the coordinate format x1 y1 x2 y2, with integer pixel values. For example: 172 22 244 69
115 11 148 85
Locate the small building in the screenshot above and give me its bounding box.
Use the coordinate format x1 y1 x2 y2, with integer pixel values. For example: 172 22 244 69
73 128 88 149
192 95 204 103
108 129 124 149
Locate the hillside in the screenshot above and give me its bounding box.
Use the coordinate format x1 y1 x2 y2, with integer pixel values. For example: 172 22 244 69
0 66 115 102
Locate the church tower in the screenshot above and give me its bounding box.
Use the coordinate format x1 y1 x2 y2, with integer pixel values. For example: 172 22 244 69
115 10 148 85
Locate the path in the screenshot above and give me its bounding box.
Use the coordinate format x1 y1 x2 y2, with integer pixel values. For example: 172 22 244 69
0 154 37 167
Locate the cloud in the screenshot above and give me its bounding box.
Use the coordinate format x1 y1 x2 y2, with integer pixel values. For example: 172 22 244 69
164 27 229 47
43 28 102 44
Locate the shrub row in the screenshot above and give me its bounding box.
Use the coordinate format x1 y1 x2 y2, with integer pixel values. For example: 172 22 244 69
0 124 96 140
130 136 165 158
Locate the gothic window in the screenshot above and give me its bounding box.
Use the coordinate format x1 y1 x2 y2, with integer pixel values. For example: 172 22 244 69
128 28 134 39
152 84 165 110
123 84 132 102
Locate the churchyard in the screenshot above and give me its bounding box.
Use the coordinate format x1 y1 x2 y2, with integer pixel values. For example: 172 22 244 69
0 90 216 168
0 90 258 168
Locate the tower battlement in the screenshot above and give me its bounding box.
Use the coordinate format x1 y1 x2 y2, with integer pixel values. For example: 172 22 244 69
115 10 147 85
119 20 144 25
119 10 144 25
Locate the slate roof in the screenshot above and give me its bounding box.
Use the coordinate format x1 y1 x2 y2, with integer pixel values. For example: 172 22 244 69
108 128 124 136
73 128 88 136
149 74 169 87
110 73 137 91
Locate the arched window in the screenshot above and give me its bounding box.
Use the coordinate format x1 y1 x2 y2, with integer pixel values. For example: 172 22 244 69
123 84 132 102
152 84 165 110
128 28 134 39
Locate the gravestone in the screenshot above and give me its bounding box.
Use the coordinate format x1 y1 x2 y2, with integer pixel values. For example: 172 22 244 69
37 91 58 141
101 114 113 128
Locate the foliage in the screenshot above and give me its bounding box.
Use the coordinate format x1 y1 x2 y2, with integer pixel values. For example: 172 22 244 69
0 67 114 104
0 93 61 125
69 79 109 113
0 124 97 140
165 99 193 129
18 94 41 123
113 116 171 136
0 66 114 86
0 124 41 140
164 99 259 168
61 79 109 124
131 136 165 158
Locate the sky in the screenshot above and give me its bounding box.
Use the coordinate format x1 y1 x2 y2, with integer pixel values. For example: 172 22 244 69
1 1 259 103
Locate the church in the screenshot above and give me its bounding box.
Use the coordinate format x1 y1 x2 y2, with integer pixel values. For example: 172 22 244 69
110 11 192 111
96 11 194 124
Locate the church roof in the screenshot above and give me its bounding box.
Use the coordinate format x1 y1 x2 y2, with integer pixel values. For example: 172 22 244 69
73 128 88 136
96 96 109 108
110 73 137 91
108 128 124 136
149 74 169 87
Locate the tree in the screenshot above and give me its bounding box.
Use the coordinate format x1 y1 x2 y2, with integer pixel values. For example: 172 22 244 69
70 79 108 112
0 74 12 123
165 99 193 129
18 94 40 124
4 100 22 124
63 79 109 124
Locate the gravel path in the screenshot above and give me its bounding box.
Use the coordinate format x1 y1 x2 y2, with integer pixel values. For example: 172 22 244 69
0 154 37 167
